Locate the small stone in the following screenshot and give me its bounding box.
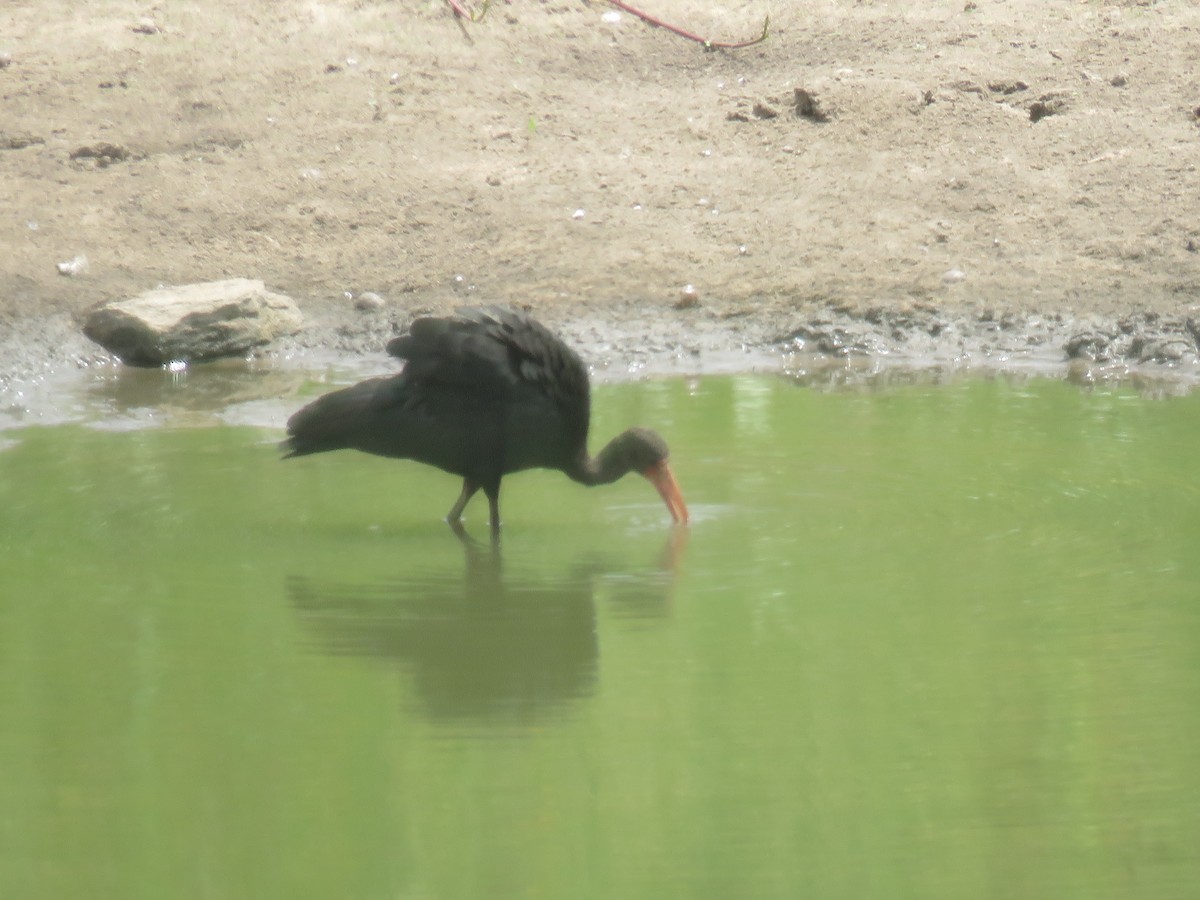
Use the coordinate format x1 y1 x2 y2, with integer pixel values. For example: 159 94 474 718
794 88 830 122
987 79 1029 95
354 291 386 312
674 285 700 309
572 208 585 220
1029 93 1068 123
942 268 966 284
1132 337 1187 363
57 255 89 277
131 17 161 34
0 132 45 150
69 142 132 166
1064 331 1112 361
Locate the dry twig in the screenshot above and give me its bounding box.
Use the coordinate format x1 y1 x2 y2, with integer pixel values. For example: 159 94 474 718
604 1 769 49
442 0 769 49
445 0 492 22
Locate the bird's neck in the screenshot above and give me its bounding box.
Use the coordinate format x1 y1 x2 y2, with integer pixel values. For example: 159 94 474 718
568 433 635 487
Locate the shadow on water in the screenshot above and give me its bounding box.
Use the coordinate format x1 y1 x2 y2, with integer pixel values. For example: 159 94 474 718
286 528 689 727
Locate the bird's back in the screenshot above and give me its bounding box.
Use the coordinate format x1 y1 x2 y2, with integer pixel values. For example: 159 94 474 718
388 308 591 469
284 308 592 483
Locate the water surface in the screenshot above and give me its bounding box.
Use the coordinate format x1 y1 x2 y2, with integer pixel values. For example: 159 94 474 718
1 374 1197 898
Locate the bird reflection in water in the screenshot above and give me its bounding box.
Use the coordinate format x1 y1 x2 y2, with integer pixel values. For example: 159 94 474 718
287 528 688 728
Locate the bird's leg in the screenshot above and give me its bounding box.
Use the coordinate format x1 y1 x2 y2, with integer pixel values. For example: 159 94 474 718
485 486 501 536
446 479 479 523
447 516 482 548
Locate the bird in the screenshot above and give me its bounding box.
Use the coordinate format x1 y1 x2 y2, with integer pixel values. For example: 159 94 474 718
282 307 689 532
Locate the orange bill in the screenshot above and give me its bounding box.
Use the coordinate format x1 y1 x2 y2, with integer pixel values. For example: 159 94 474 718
643 460 689 525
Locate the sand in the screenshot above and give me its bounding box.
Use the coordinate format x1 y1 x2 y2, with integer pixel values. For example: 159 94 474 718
2 0 1199 392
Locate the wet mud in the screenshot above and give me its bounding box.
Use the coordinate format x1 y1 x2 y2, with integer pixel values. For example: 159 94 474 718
3 298 1197 435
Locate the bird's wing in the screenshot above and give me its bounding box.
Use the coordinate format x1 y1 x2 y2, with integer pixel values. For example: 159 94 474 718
386 308 591 418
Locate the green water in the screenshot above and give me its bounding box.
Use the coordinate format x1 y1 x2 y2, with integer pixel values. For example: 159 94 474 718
1 375 1198 898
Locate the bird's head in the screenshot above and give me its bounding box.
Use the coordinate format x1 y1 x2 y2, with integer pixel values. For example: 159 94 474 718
619 427 689 525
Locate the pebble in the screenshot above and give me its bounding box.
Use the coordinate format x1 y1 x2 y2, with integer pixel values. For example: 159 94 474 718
56 255 89 277
354 291 386 312
674 285 700 309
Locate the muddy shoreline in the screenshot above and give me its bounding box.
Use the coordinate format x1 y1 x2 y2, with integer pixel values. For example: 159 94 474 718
5 0 1200 417
3 297 1198 434
8 293 1200 378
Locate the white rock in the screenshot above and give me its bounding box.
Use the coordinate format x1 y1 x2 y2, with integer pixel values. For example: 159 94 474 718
56 254 89 276
83 278 303 366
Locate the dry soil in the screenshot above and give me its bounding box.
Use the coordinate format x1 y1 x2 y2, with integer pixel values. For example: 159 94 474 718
3 0 1200 389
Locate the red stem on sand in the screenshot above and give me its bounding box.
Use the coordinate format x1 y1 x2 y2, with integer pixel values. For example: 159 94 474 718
443 0 768 49
604 0 769 49
445 0 491 22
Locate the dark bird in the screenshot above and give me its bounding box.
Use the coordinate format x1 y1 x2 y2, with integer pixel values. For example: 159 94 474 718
282 307 689 532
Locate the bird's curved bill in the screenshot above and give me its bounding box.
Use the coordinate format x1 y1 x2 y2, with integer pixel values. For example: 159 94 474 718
643 461 689 525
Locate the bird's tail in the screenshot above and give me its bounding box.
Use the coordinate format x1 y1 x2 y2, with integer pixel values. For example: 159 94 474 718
281 376 393 459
